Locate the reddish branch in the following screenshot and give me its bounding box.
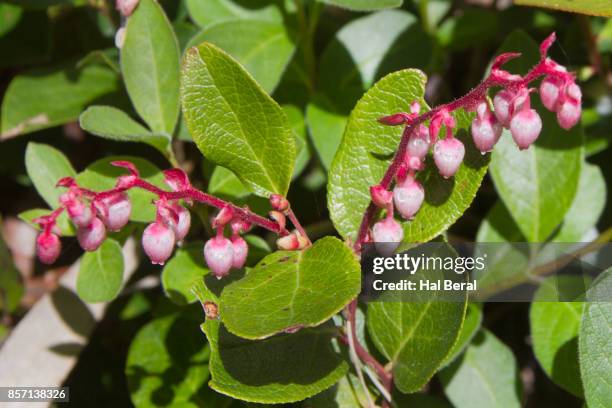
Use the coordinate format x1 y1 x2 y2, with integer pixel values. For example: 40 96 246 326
36 162 288 236
346 33 576 406
354 33 565 250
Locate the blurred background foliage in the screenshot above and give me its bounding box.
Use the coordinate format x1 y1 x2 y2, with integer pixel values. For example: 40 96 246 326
0 0 610 407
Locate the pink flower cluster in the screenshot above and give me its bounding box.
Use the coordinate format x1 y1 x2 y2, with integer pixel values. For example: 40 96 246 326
367 33 581 254
32 161 295 280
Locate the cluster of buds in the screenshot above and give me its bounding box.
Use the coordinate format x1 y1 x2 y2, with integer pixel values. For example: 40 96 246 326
365 33 581 253
33 179 132 264
204 207 251 279
33 161 302 279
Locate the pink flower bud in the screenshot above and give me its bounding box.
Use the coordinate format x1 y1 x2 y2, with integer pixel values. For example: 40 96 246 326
204 236 234 279
116 0 139 17
393 178 425 220
370 185 393 208
406 155 424 171
493 89 516 127
231 236 248 269
270 194 289 211
372 217 404 256
213 206 234 227
556 99 581 130
36 232 61 264
163 168 191 191
231 219 251 235
407 125 430 159
95 193 131 232
433 137 465 178
539 76 562 111
471 116 502 153
556 83 581 130
65 199 94 228
509 108 542 150
142 221 175 265
276 233 300 250
77 217 106 252
171 204 191 242
269 210 286 231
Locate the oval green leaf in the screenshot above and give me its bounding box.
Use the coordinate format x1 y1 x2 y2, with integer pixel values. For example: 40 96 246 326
530 276 588 397
515 0 612 17
162 242 209 306
122 0 180 134
181 42 295 196
79 106 171 156
185 0 283 28
441 303 483 367
202 318 348 404
439 330 522 408
1 64 119 139
25 142 77 208
579 268 612 408
187 19 296 94
318 0 403 11
219 237 361 339
328 69 489 241
77 239 124 303
126 312 213 407
553 163 606 242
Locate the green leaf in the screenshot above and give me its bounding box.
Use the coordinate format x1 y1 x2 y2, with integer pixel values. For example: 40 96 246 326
77 48 120 73
515 0 612 17
474 202 530 295
317 0 403 11
182 42 296 197
367 244 468 393
76 156 165 223
79 106 171 156
441 303 483 367
1 64 119 139
284 104 311 179
208 166 251 199
185 0 283 28
162 242 209 306
19 208 75 237
306 98 346 171
579 268 612 408
0 3 22 38
328 69 489 241
530 276 588 397
305 372 373 408
25 143 77 208
202 318 348 404
219 237 360 339
122 0 180 134
126 312 213 407
439 330 521 408
319 10 432 91
0 225 23 313
187 19 296 94
76 239 124 303
553 163 606 242
490 31 583 242
437 9 499 51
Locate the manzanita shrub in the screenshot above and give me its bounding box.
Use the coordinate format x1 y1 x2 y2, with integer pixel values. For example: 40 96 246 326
2 0 611 407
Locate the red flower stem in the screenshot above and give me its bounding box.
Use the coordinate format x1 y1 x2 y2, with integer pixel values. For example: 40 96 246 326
354 44 560 250
65 178 287 235
286 208 311 244
346 299 393 400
